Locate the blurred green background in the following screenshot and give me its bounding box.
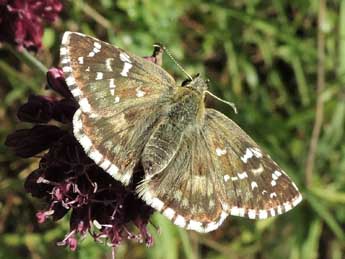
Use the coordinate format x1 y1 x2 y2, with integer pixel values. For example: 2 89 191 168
1 0 345 258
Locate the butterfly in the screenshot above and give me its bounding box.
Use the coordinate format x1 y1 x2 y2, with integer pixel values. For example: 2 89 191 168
60 31 302 233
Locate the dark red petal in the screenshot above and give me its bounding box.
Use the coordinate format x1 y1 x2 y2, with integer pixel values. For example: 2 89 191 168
70 207 90 234
47 67 73 99
17 95 54 123
0 0 62 51
52 202 69 221
24 169 52 197
67 236 78 251
36 211 48 224
52 99 78 123
5 125 65 157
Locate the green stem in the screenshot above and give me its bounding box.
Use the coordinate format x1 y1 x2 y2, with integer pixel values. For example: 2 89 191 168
5 44 48 76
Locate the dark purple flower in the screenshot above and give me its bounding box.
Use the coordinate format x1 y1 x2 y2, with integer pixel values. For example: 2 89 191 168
5 53 164 253
0 0 63 51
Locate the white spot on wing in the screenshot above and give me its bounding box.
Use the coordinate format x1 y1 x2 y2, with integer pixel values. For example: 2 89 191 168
105 58 114 71
151 197 165 211
223 174 230 182
79 98 92 113
252 164 264 175
88 51 95 57
241 148 253 163
251 181 258 190
284 202 292 212
108 164 119 177
62 66 72 73
61 32 71 45
230 207 245 217
73 117 83 131
94 41 101 50
136 88 145 97
259 210 268 219
163 207 175 220
65 76 76 86
174 215 186 228
248 209 256 219
241 147 263 163
109 78 116 88
99 159 111 171
60 47 68 55
120 52 131 63
119 52 132 77
61 57 69 64
216 147 227 156
292 194 303 206
96 72 103 80
71 88 82 97
89 149 103 164
270 192 277 198
79 134 92 153
272 170 282 181
120 62 133 77
251 147 263 158
187 220 203 232
78 56 84 64
203 211 228 232
114 96 120 103
270 208 276 217
237 171 248 179
271 180 277 186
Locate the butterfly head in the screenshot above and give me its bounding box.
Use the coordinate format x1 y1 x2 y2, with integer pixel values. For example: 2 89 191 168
181 74 209 94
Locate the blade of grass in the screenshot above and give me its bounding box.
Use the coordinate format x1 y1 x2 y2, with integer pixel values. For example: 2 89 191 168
306 192 344 241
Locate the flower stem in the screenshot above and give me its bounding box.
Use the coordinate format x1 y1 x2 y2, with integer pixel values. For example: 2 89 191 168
21 48 48 75
6 44 48 76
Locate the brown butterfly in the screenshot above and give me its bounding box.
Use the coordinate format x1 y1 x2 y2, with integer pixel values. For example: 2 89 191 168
60 31 302 233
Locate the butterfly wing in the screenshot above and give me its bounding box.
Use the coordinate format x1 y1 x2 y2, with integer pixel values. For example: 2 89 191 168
203 109 302 220
60 31 175 115
60 32 175 185
137 108 302 232
137 127 228 233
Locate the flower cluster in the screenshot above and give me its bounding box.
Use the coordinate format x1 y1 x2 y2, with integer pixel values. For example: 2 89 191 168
0 0 63 51
5 68 155 251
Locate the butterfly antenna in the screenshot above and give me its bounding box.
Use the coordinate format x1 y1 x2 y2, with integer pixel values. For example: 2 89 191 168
154 43 193 80
205 90 238 114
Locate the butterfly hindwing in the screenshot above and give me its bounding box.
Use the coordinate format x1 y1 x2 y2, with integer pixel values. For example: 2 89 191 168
204 109 302 219
137 107 302 232
137 127 228 233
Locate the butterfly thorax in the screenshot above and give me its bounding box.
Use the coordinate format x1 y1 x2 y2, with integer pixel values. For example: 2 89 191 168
141 79 206 176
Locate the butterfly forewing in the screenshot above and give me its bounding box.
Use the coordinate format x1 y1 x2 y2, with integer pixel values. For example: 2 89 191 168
60 31 175 117
204 109 302 219
60 32 174 185
72 99 167 184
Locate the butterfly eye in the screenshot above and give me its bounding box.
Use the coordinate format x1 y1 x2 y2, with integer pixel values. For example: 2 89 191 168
182 78 192 86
